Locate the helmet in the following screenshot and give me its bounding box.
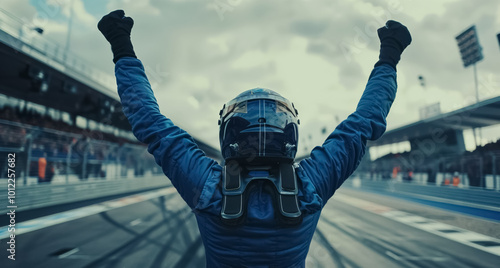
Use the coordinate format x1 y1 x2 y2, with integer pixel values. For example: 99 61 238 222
218 88 299 164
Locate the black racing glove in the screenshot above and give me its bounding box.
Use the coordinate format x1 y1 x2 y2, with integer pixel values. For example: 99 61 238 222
375 20 412 70
98 10 136 63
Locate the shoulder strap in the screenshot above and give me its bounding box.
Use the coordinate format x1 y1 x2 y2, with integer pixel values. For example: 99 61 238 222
220 162 245 225
277 163 302 224
220 161 302 226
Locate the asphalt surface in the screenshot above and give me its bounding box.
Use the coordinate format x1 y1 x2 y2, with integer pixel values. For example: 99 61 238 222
0 187 499 268
309 191 500 268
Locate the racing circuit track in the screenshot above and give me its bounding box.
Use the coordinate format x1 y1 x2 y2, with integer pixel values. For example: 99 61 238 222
0 186 499 268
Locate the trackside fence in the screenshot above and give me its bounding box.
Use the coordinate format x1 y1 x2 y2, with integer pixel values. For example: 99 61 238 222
344 174 500 209
0 175 171 214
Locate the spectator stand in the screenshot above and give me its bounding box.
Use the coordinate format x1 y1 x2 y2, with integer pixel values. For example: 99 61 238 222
361 95 500 190
0 118 159 186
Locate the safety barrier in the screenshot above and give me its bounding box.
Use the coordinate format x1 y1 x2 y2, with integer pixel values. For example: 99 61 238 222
0 175 171 215
343 175 500 209
362 152 500 189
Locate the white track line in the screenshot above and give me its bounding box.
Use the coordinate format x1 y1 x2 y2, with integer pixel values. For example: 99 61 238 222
58 248 80 259
333 193 500 257
129 218 143 226
0 187 176 239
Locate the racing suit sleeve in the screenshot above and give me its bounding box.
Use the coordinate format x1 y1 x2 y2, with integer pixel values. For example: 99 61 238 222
114 57 221 208
299 64 397 203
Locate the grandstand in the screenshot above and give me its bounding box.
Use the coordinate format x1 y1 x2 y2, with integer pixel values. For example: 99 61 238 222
363 96 500 188
0 9 221 185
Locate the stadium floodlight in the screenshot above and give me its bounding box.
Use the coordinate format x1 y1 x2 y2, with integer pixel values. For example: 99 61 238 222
63 81 78 94
418 75 425 87
455 25 483 68
26 65 44 80
36 70 44 80
40 81 49 93
455 25 483 103
32 27 44 34
24 65 50 93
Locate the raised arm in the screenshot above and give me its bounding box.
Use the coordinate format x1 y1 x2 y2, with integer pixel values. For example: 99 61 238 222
98 10 221 208
300 21 411 202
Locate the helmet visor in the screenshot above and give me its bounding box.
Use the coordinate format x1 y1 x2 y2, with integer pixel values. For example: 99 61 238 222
221 98 297 119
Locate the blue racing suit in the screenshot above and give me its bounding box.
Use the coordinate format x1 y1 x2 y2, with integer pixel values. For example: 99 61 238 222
115 57 397 267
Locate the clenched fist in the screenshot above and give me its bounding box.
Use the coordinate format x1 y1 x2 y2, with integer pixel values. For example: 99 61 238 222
98 10 136 63
375 20 412 70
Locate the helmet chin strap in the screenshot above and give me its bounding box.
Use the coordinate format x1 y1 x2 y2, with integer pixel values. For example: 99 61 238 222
220 161 303 226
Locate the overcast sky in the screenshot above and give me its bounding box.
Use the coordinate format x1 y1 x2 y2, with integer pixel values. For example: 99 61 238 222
3 0 500 156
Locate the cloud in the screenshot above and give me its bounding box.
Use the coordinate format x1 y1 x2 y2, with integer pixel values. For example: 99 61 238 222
1 0 37 19
4 0 500 151
45 0 96 25
107 0 161 16
290 19 330 38
89 0 500 150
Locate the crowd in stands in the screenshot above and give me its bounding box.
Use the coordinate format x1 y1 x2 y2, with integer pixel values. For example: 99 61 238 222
0 106 138 145
365 139 500 187
0 105 152 181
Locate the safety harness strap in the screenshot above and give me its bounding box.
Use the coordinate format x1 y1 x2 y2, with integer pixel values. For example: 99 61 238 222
221 162 302 226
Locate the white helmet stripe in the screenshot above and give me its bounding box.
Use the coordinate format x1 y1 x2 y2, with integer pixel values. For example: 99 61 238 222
263 99 266 156
258 99 262 156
